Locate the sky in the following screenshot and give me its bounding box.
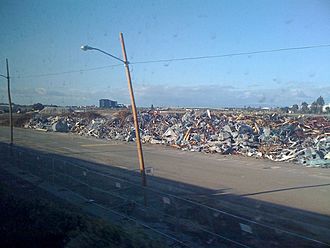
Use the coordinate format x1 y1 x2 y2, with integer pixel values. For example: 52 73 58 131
0 0 329 108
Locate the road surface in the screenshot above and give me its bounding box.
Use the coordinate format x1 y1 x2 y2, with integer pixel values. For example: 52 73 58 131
1 126 330 246
0 127 329 215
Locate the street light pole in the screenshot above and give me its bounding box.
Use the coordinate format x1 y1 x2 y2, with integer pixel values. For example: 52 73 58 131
119 33 147 187
81 33 147 189
0 58 13 145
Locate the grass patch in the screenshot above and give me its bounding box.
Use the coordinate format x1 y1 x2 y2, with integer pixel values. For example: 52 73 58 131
0 182 167 248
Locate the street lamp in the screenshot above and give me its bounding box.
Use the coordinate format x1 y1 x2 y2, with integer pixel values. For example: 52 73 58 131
80 45 125 63
0 58 13 146
81 33 147 189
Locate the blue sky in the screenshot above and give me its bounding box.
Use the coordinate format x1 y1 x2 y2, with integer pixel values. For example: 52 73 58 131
0 0 329 107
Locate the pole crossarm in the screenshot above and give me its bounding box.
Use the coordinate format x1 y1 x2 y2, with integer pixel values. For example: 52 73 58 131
0 74 8 79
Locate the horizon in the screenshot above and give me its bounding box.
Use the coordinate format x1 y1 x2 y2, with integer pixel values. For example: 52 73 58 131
1 94 328 110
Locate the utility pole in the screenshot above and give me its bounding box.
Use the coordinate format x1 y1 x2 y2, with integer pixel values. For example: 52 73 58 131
6 59 13 146
0 58 13 145
119 33 147 188
81 35 148 204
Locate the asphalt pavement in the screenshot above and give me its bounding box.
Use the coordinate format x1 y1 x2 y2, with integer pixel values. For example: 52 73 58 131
1 126 330 245
0 127 329 215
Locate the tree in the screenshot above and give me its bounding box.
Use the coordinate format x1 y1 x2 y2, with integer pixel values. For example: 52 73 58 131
316 96 325 106
291 104 299 113
301 102 309 113
280 106 289 113
315 96 325 113
310 101 318 114
32 103 44 111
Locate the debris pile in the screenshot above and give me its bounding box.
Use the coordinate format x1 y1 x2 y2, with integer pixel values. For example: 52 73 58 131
23 110 330 167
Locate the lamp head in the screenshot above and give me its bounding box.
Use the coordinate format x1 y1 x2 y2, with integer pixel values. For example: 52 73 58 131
81 45 93 51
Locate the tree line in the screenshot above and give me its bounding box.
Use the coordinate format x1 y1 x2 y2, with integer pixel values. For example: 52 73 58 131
282 96 329 114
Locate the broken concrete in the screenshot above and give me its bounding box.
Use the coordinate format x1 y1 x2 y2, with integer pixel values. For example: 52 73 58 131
23 110 330 167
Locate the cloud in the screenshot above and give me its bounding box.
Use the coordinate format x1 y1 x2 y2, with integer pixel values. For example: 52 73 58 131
132 84 240 107
2 82 330 107
258 94 266 103
35 87 47 95
289 88 309 99
131 84 330 107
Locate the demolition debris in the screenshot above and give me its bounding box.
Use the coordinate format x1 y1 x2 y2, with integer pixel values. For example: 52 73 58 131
23 110 330 167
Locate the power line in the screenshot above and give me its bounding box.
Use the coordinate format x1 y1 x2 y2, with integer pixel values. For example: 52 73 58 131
11 43 330 79
130 44 330 65
12 63 122 79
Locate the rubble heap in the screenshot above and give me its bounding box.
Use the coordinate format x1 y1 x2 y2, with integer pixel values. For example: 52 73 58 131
24 110 330 167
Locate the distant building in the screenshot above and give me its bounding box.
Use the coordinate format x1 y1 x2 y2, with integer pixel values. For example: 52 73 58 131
99 99 117 108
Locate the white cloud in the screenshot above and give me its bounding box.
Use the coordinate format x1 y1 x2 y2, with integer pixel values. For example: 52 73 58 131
35 87 47 95
2 83 329 107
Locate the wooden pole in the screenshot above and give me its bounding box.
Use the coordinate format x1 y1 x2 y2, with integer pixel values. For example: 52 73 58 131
6 58 13 146
119 33 147 187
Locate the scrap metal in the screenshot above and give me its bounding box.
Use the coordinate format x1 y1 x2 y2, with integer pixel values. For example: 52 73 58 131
23 110 330 167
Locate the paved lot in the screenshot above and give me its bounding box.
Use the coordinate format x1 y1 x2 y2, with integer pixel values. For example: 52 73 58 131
0 127 329 216
0 127 330 246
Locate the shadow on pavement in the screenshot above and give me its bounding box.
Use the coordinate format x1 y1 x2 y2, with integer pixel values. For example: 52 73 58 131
0 142 329 248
